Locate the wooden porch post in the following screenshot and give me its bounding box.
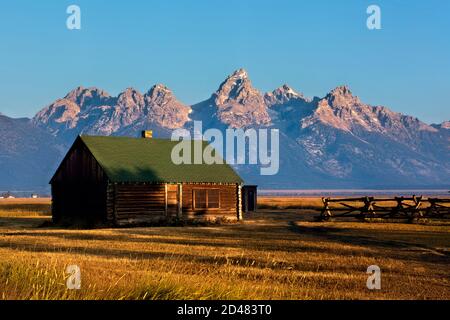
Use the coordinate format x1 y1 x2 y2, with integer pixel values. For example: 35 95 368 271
238 184 243 221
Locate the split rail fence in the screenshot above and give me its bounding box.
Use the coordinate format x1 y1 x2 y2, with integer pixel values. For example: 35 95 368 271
319 196 450 221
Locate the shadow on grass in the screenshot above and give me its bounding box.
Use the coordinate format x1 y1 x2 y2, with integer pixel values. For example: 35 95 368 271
288 222 450 264
0 237 345 273
1 210 449 268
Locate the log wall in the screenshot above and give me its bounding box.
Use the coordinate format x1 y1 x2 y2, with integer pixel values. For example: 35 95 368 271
181 183 239 220
108 183 240 225
111 184 166 226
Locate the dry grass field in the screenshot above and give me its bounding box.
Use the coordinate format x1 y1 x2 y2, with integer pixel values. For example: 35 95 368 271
0 197 449 300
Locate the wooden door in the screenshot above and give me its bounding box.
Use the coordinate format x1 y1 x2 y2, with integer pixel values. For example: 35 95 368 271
247 190 255 211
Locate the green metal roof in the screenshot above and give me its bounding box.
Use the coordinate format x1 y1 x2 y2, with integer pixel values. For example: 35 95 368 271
80 135 243 184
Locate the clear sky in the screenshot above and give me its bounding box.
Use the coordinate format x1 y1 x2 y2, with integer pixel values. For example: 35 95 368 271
0 0 449 124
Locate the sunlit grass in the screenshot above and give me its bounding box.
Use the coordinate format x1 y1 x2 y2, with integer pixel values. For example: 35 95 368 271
0 198 448 300
0 199 51 217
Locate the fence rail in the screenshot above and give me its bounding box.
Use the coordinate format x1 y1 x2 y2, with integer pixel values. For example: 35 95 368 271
319 196 450 221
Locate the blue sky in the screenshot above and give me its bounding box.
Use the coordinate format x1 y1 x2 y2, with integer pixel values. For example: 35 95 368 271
0 0 449 123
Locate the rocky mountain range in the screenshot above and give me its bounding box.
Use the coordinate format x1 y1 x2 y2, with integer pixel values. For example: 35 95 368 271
1 69 449 192
0 114 63 191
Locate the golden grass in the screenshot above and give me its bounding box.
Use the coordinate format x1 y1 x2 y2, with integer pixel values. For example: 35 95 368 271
0 197 449 300
0 198 51 217
258 197 325 209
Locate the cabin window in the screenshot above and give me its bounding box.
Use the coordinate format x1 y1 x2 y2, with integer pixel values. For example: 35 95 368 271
194 189 207 208
193 189 220 209
208 189 220 208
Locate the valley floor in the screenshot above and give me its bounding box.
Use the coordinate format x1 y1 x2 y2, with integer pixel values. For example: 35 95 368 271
0 198 448 300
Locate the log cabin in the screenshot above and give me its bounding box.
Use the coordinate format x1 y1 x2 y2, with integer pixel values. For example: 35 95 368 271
50 133 246 226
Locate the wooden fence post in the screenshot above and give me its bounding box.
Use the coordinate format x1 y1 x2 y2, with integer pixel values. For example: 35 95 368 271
321 198 332 219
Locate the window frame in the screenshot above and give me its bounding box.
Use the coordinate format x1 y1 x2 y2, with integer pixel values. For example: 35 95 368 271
192 188 221 210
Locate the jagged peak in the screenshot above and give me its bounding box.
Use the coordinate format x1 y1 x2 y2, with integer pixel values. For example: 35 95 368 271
143 84 190 129
324 85 361 108
147 83 172 95
214 68 261 105
265 84 308 106
64 86 110 100
63 86 112 111
64 85 87 97
274 84 302 97
329 85 353 97
115 88 144 110
118 87 142 95
281 83 297 92
145 84 175 102
117 87 143 101
230 68 248 80
218 68 251 88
